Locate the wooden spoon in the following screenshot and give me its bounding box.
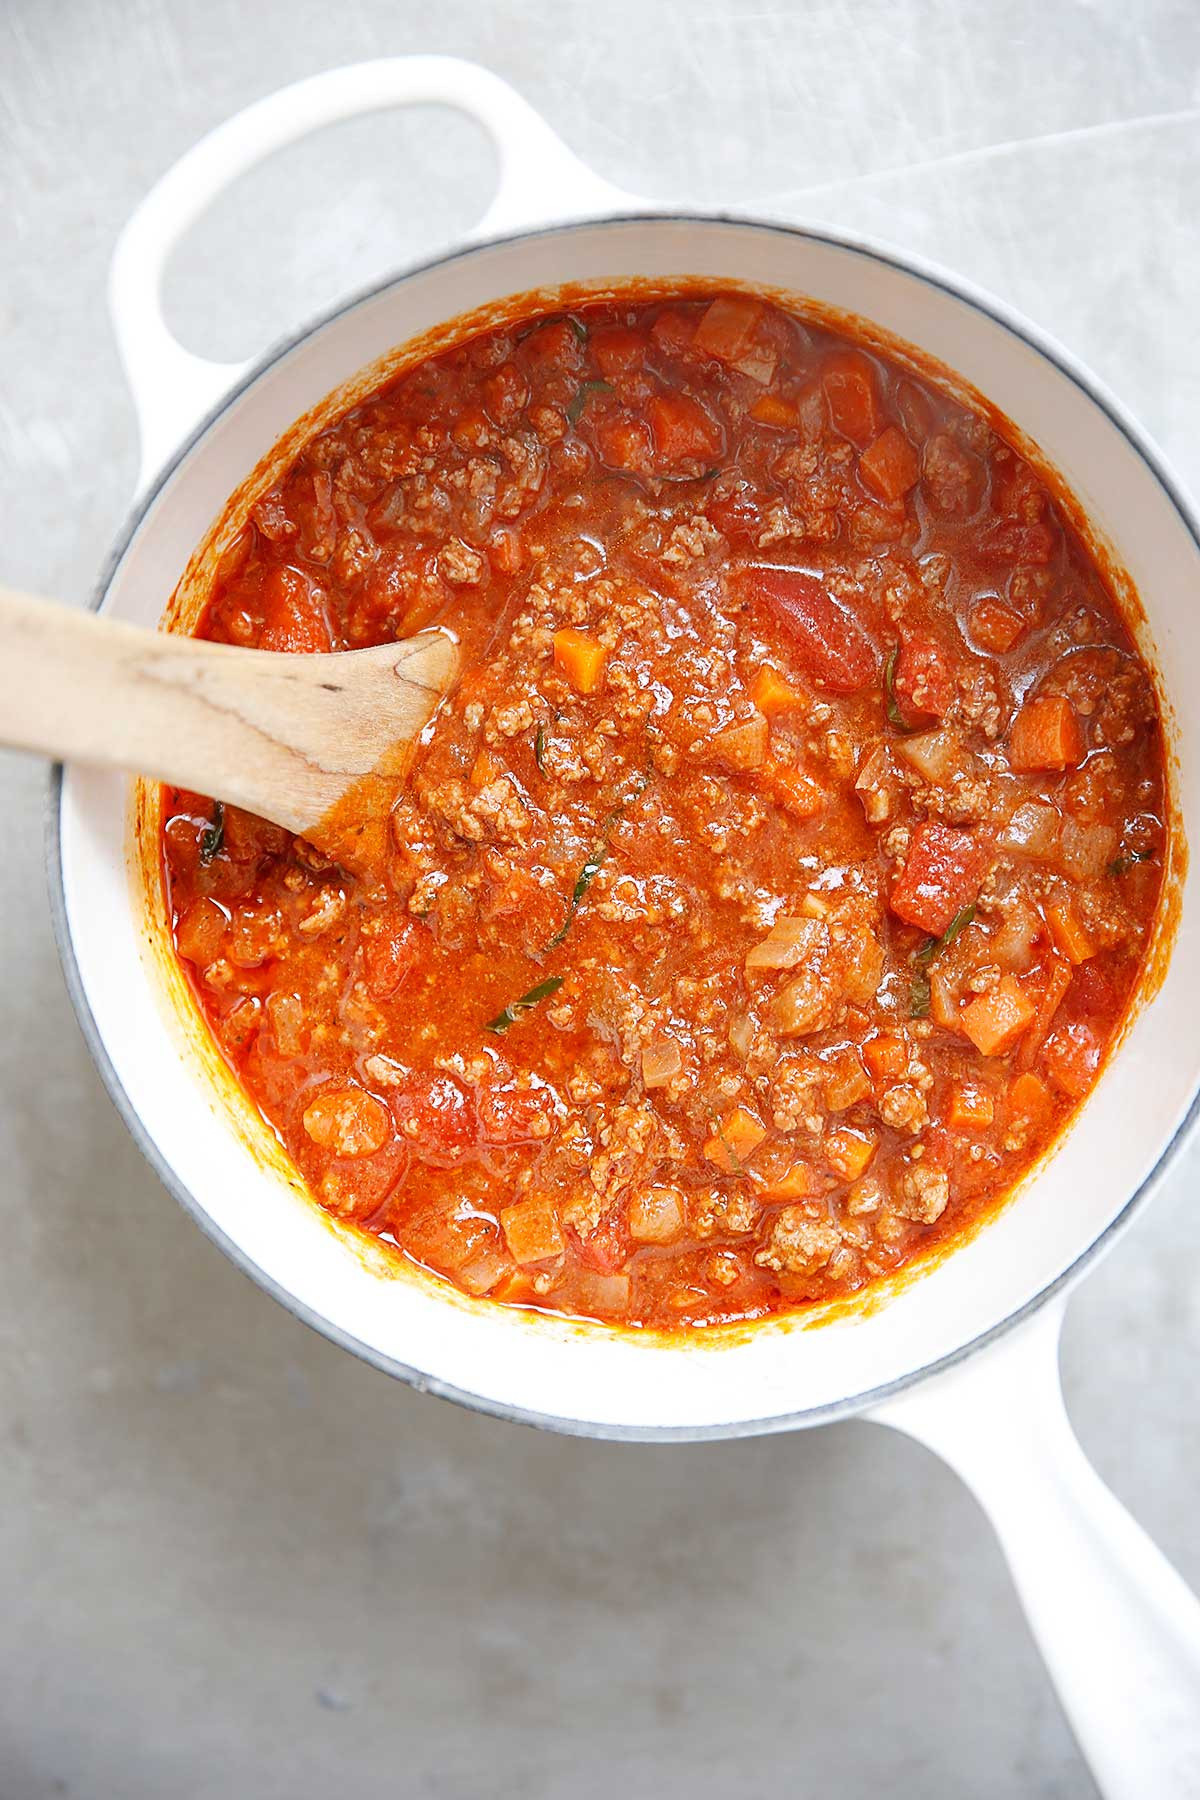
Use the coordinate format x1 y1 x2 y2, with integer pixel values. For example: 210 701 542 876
0 584 458 870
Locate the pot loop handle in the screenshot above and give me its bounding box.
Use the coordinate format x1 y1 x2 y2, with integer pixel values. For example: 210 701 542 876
109 56 636 490
870 1296 1200 1799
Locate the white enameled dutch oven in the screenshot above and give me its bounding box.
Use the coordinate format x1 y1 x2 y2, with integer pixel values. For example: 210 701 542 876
49 59 1200 1794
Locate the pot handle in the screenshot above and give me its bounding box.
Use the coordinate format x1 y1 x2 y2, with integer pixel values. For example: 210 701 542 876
868 1296 1200 1798
108 56 635 489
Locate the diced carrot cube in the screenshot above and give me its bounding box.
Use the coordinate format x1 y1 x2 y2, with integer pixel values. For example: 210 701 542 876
595 415 654 473
1008 1070 1053 1129
859 426 920 503
553 628 608 695
749 393 801 429
1047 900 1095 965
890 821 993 936
822 350 882 446
704 1104 768 1173
823 1127 876 1180
863 1032 907 1080
646 391 724 465
1009 692 1084 772
750 664 806 713
692 295 766 362
970 599 1025 654
947 1081 995 1130
763 1159 820 1199
469 749 503 789
763 762 825 818
591 326 648 380
958 976 1037 1056
259 565 332 654
500 1195 565 1265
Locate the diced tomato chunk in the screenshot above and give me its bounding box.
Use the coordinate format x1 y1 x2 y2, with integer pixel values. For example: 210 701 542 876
595 414 654 473
476 1083 556 1146
1042 1020 1101 1099
646 391 724 465
388 1073 478 1166
970 599 1025 654
360 910 418 1000
893 635 956 722
1009 692 1084 771
822 351 882 446
259 566 332 653
591 326 648 381
735 566 878 694
858 427 920 503
523 318 583 371
980 519 1058 564
691 295 765 364
890 822 993 936
650 308 695 355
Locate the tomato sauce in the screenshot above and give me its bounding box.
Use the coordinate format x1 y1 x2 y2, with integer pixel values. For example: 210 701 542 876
162 290 1167 1328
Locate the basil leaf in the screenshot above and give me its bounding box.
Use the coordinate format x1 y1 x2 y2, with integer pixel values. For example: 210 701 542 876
1109 851 1153 876
534 723 547 774
199 801 225 866
566 315 588 344
485 975 565 1035
544 768 652 950
566 380 613 425
884 644 918 733
911 904 975 1016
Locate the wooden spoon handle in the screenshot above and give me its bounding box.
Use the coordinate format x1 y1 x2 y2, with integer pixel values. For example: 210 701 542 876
0 584 455 837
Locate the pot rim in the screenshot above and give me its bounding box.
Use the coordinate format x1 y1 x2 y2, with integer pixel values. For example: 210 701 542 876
47 209 1200 1442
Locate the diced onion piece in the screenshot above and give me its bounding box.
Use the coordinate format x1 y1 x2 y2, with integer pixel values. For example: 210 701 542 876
727 1013 754 1059
859 426 920 503
896 728 962 785
823 1049 871 1110
641 1036 684 1089
500 1195 565 1265
746 914 825 972
628 1186 685 1244
854 741 892 823
1001 800 1061 860
709 711 769 770
1058 819 1117 880
959 976 1037 1056
572 1269 632 1316
843 929 885 1005
989 896 1042 972
457 1246 513 1297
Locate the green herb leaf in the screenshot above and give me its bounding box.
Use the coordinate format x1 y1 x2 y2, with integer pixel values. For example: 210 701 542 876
534 723 547 774
199 801 225 866
910 904 975 1016
915 904 976 968
1109 850 1154 876
566 379 613 425
566 315 588 344
544 768 653 950
710 1115 748 1177
884 644 918 733
485 975 565 1035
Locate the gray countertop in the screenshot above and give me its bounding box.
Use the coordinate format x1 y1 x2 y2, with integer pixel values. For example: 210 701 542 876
2 3 1198 1794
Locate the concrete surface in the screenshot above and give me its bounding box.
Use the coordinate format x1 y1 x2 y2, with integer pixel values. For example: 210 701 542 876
2 2 1199 1794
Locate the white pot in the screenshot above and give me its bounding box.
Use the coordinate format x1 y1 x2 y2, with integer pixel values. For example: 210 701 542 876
49 57 1200 1797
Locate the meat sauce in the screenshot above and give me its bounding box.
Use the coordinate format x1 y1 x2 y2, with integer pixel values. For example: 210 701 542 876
161 290 1167 1330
